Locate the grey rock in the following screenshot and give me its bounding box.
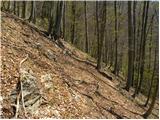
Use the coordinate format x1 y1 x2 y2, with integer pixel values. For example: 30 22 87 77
44 49 56 61
41 74 53 90
10 68 42 114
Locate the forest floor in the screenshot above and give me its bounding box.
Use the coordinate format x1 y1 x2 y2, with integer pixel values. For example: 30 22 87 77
1 12 159 119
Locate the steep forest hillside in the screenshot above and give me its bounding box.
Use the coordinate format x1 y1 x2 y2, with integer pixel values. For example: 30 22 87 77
1 12 159 119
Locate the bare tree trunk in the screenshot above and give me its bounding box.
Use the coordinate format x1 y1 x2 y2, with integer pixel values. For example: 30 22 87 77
84 1 89 53
96 1 100 68
48 2 54 36
96 1 100 69
143 14 158 117
143 78 158 118
125 1 134 91
132 1 137 86
132 4 142 98
63 2 66 39
133 1 149 97
17 1 20 17
113 1 118 75
137 1 149 95
22 1 26 18
147 14 154 72
13 1 16 15
97 1 106 71
71 1 76 44
53 1 63 40
105 5 108 65
7 1 10 11
144 46 157 107
29 1 36 24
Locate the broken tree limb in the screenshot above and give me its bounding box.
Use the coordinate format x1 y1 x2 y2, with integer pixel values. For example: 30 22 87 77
15 54 28 118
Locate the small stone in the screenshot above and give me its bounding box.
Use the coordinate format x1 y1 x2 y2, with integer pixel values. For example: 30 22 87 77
41 74 52 83
41 74 53 90
44 49 56 61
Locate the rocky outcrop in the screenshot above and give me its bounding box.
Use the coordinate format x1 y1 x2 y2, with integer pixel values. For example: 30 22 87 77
10 68 42 116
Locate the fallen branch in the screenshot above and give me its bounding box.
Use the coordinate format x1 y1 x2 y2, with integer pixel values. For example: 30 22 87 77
15 55 28 118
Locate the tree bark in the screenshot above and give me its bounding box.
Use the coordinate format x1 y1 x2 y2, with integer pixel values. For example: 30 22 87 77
143 77 158 118
125 1 134 91
132 4 143 98
113 1 118 75
132 1 137 86
13 1 16 15
71 1 76 44
144 46 157 107
63 2 66 39
22 1 26 18
7 1 10 11
84 1 89 53
53 1 63 40
17 1 20 17
147 14 154 71
97 1 106 71
29 1 36 24
137 1 149 95
47 2 54 36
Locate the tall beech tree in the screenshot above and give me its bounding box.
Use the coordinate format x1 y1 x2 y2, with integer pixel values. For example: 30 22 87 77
133 1 150 97
29 1 36 23
53 1 63 40
13 1 16 15
132 1 137 85
22 1 26 18
63 2 66 39
48 1 54 36
71 1 76 44
144 44 157 107
113 1 118 75
84 1 89 53
97 1 106 71
143 77 159 118
125 1 134 91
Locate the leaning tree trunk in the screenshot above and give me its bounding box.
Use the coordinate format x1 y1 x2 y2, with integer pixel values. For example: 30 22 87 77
144 45 157 107
143 77 158 118
143 13 159 117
